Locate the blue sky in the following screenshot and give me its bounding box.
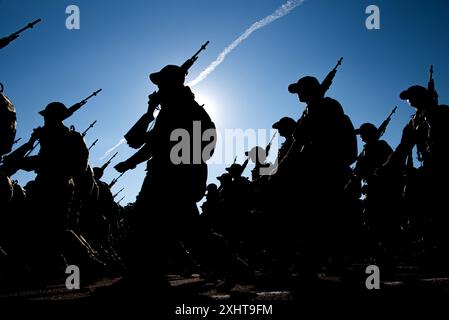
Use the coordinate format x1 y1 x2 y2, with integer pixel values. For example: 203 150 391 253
1 0 449 205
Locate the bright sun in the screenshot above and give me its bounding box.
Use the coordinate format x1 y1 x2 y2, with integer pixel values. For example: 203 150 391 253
194 92 221 124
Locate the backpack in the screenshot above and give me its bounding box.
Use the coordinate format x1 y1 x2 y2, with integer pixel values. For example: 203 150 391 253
67 129 89 177
193 101 217 162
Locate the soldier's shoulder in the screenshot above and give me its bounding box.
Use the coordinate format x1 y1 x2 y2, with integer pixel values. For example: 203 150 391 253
321 97 344 114
68 129 84 140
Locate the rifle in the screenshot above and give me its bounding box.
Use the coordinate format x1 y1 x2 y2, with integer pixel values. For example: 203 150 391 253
180 41 210 75
117 196 125 205
278 58 344 173
428 65 439 105
0 134 37 176
265 132 277 157
109 172 124 188
0 19 42 50
13 138 22 145
378 106 397 137
100 152 118 172
82 120 97 138
65 89 102 120
124 42 209 149
320 57 343 97
88 139 98 151
113 187 124 199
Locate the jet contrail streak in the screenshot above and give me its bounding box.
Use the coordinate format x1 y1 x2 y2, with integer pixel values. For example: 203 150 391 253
187 0 305 87
100 138 125 160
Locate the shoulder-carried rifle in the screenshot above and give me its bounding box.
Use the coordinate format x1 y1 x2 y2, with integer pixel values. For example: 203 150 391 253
0 19 42 50
124 42 209 149
378 106 397 137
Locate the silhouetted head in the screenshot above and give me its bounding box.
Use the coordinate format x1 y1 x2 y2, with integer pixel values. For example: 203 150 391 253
355 123 379 143
400 85 433 110
217 173 232 185
93 167 104 180
288 76 321 103
273 116 296 137
150 65 185 90
39 102 68 126
245 146 267 164
225 163 244 177
206 183 218 196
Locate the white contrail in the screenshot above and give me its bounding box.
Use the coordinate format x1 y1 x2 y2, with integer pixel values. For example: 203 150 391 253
187 0 305 87
100 138 125 160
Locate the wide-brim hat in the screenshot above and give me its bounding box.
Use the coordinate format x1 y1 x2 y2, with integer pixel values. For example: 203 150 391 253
288 76 320 94
272 116 296 130
149 65 185 86
38 102 68 120
399 85 428 100
354 122 377 135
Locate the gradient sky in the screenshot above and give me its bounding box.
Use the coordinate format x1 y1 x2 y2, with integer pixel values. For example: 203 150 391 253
1 0 449 205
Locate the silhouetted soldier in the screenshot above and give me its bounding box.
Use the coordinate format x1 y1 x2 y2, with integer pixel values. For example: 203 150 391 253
353 123 393 189
272 116 296 164
390 85 449 174
351 123 394 261
114 64 245 295
250 119 295 232
386 85 449 264
277 76 357 283
217 172 232 196
17 102 89 275
245 146 270 181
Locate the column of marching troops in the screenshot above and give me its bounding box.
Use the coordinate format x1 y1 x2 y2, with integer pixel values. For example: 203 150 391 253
1 20 449 293
0 92 129 286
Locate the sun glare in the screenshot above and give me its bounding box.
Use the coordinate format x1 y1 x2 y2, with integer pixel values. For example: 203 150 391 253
194 92 222 124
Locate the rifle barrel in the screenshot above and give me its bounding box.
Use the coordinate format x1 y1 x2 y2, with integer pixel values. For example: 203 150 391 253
84 89 102 102
88 139 99 150
334 57 343 70
108 152 118 162
109 172 124 188
11 18 42 37
389 106 397 117
82 120 97 137
268 132 277 145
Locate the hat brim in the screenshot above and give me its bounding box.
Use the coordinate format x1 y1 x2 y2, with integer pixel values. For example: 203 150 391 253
149 72 162 85
399 90 410 100
288 83 300 94
354 129 362 135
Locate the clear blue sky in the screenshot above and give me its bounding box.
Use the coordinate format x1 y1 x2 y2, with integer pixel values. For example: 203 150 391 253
1 0 449 205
